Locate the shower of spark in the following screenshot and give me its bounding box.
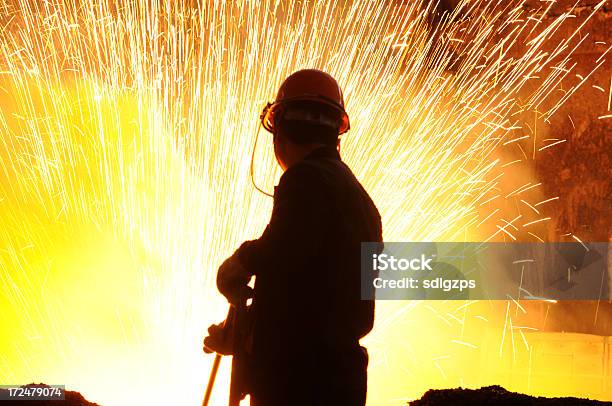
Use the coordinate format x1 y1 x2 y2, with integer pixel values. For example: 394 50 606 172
0 0 608 404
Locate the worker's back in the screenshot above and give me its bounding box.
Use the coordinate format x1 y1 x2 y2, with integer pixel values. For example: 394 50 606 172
238 145 382 405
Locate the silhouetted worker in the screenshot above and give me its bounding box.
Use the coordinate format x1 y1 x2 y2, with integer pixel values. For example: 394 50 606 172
206 69 383 406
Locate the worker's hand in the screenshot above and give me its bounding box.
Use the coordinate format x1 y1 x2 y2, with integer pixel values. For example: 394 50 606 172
216 255 253 306
203 322 233 355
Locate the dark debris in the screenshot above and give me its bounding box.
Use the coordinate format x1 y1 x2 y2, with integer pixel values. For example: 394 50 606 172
409 385 612 406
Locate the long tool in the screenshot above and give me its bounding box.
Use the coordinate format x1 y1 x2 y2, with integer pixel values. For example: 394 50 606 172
202 306 236 406
202 353 222 406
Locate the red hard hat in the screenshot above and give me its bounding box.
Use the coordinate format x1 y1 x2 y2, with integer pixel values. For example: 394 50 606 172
260 69 350 135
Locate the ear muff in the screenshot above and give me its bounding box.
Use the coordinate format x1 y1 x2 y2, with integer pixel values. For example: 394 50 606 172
260 102 285 133
260 99 350 134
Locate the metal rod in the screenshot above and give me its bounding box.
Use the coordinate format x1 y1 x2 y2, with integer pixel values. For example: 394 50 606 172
202 353 222 406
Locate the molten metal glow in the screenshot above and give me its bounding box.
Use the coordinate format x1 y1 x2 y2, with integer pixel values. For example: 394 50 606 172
0 0 607 404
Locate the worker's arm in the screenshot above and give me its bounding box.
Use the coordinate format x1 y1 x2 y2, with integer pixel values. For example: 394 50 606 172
238 162 331 274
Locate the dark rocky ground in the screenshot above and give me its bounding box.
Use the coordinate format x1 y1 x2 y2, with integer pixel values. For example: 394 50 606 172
410 385 612 406
3 383 611 405
0 384 99 406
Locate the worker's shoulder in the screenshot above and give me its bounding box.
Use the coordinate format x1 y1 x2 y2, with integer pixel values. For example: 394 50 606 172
278 159 329 189
282 155 354 187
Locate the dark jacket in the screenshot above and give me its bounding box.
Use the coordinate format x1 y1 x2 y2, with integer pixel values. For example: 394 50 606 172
234 146 382 405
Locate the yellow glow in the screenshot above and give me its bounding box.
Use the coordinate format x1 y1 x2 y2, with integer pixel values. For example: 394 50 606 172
0 1 608 404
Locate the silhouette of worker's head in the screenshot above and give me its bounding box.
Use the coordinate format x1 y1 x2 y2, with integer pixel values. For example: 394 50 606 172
260 69 350 170
272 102 341 170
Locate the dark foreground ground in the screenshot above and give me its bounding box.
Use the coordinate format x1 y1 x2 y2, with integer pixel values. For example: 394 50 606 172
410 385 612 405
2 383 611 405
0 384 99 406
